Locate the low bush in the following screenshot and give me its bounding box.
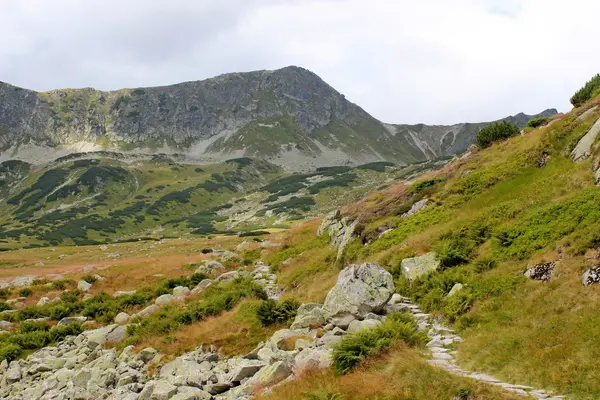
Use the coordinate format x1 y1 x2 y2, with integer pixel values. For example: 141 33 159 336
475 121 520 148
20 320 50 333
0 343 22 362
331 312 425 374
0 302 11 312
256 299 301 326
18 288 32 298
80 274 98 284
526 117 550 128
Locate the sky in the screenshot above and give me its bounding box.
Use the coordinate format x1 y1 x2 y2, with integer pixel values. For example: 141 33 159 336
0 0 599 125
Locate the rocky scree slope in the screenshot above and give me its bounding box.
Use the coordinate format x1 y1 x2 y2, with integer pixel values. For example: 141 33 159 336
0 66 555 170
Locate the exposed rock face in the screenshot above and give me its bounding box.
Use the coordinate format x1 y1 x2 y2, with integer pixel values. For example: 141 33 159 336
290 303 326 330
400 252 441 282
317 209 358 260
447 283 464 297
195 260 224 276
582 266 600 286
571 118 600 162
401 198 428 218
323 263 395 319
524 262 556 282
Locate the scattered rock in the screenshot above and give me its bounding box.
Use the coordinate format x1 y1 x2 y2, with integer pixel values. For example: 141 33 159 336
173 286 191 298
57 316 87 326
114 312 130 325
215 271 240 282
524 262 556 282
400 252 441 282
447 283 464 297
323 262 395 319
347 319 381 333
195 260 224 275
290 303 326 329
83 265 96 273
135 304 160 318
155 294 175 306
36 297 51 306
113 290 136 297
582 266 600 286
78 280 92 292
401 198 428 218
317 209 359 260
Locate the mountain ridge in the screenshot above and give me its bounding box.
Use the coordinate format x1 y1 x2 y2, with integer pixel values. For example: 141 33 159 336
0 66 557 170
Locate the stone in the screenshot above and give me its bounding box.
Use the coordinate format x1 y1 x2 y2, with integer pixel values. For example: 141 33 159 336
171 389 211 400
205 383 232 395
113 290 136 297
329 313 356 329
447 283 464 297
106 325 127 342
246 360 292 387
115 312 130 325
290 303 326 329
572 118 600 162
401 198 428 218
215 271 240 282
36 296 51 306
317 209 359 260
11 275 37 287
84 324 119 348
191 279 213 295
78 280 92 292
195 260 224 275
582 266 600 286
293 347 332 374
524 262 556 282
138 348 158 363
6 361 21 383
150 379 178 400
229 359 267 382
400 252 441 282
323 262 395 319
136 304 160 318
57 316 87 326
347 319 381 333
173 286 191 298
0 320 13 330
388 293 405 305
155 294 175 306
83 265 96 273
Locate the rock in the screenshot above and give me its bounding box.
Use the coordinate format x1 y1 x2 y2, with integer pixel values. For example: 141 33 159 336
347 319 381 333
171 389 211 400
106 325 127 342
572 118 600 162
84 324 119 348
191 279 213 294
323 262 395 319
401 198 428 218
173 286 191 298
0 320 13 330
582 266 600 286
108 253 121 258
6 361 21 383
138 347 158 363
150 379 178 400
229 359 267 382
329 313 356 329
400 252 441 282
317 209 359 260
215 271 239 282
115 312 130 325
36 296 51 306
113 290 137 297
155 294 175 306
57 316 87 326
290 303 326 329
92 274 105 281
78 280 92 292
524 262 556 282
293 347 332 374
135 304 160 318
205 382 232 395
575 105 598 122
447 283 464 297
83 265 96 273
195 260 224 275
11 275 36 287
388 293 406 305
247 360 292 387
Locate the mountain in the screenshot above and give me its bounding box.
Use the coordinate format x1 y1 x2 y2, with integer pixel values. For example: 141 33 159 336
0 66 556 170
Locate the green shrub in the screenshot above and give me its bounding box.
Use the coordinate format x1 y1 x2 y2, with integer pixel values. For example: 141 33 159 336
20 320 50 333
444 291 473 322
474 257 497 273
331 312 425 374
0 302 11 312
18 288 33 297
256 299 300 326
411 177 444 193
190 272 209 286
60 290 83 303
475 121 520 148
201 248 213 254
571 73 600 107
0 288 11 300
0 343 22 362
526 117 550 128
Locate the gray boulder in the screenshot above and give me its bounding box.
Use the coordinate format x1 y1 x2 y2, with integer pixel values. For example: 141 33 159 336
290 303 326 329
401 198 428 218
173 286 191 298
115 312 130 325
195 260 224 275
57 316 87 326
323 263 395 319
447 283 464 297
78 280 92 292
113 290 136 297
155 294 175 306
347 319 381 333
524 262 556 282
400 252 441 282
317 209 358 260
572 118 600 162
36 296 51 306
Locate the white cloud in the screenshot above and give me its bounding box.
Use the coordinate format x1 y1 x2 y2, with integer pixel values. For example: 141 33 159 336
0 0 599 124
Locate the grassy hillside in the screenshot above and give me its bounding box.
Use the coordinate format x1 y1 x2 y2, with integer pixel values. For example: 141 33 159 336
257 94 600 398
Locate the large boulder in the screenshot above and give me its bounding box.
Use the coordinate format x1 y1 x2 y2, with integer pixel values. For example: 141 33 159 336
57 316 87 326
78 280 92 292
293 347 332 374
290 303 326 329
572 118 600 162
400 252 441 282
155 294 175 306
323 263 395 319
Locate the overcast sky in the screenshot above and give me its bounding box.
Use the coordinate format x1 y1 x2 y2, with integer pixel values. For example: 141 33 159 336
1 0 598 124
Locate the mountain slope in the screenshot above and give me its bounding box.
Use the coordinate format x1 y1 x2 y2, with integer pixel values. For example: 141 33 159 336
0 67 556 170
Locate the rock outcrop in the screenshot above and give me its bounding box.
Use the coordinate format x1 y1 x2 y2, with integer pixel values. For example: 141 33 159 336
571 118 600 162
524 262 556 282
582 266 600 286
400 252 441 282
317 210 358 260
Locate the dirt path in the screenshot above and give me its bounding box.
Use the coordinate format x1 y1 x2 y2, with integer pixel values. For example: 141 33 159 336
395 295 566 400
